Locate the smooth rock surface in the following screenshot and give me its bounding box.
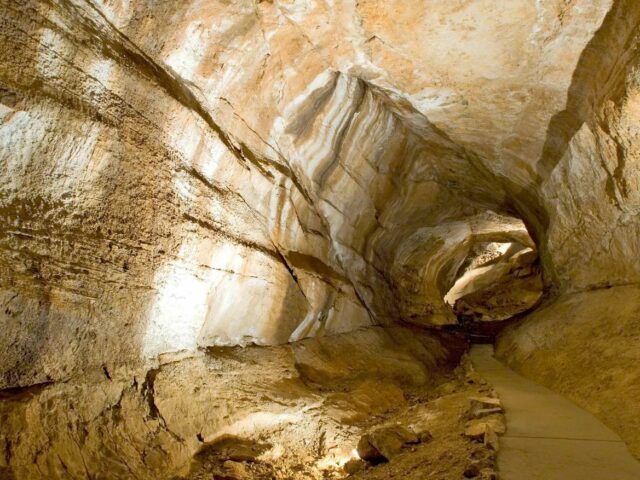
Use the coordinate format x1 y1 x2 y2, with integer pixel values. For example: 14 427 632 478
471 345 640 479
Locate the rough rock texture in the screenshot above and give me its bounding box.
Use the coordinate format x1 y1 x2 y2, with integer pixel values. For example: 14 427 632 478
0 0 623 385
0 326 464 479
2 0 640 476
450 246 543 321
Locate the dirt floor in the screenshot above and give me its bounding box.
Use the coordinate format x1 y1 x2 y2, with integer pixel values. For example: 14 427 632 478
177 352 500 480
0 327 500 480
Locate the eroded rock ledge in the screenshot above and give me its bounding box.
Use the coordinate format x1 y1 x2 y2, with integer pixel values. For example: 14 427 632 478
0 326 467 479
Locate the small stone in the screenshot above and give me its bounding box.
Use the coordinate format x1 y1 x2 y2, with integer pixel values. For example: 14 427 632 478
470 396 501 407
343 458 365 475
464 462 481 478
357 434 385 463
480 468 499 480
469 397 503 418
467 448 493 469
357 425 419 462
465 415 506 439
470 408 503 419
484 425 500 452
222 460 248 479
469 447 489 461
405 425 430 444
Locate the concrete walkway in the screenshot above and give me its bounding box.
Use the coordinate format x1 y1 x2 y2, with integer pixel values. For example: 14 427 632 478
470 345 640 479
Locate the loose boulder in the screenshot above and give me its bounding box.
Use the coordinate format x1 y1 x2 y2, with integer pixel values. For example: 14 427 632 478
356 425 419 462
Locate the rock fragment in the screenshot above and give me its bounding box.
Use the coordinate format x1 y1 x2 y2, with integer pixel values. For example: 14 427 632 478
480 467 499 479
468 397 503 419
356 424 419 462
464 462 481 478
357 435 385 463
464 414 506 439
468 446 495 470
483 425 500 452
221 460 248 479
470 407 503 419
343 458 366 475
464 413 504 454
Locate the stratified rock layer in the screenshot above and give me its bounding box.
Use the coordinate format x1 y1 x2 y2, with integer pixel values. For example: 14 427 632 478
1 0 628 385
0 326 465 480
1 0 640 476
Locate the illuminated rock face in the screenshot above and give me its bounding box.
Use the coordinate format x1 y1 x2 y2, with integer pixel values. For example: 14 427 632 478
1 0 640 476
495 0 640 458
0 0 620 379
447 242 543 322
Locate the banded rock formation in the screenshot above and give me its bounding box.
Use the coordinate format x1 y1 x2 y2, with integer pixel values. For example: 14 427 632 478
1 0 640 478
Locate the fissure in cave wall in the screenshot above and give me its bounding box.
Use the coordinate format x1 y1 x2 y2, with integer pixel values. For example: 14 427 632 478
1 0 640 478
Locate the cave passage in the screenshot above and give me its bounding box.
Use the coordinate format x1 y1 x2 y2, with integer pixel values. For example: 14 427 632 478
440 225 543 343
1 1 640 479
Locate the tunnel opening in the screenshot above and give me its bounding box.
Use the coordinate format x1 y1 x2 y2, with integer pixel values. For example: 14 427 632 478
439 216 543 344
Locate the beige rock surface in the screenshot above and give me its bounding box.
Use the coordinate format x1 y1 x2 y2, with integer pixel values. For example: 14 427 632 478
0 0 627 385
497 285 640 459
0 326 464 479
1 0 640 477
495 0 640 463
449 245 543 321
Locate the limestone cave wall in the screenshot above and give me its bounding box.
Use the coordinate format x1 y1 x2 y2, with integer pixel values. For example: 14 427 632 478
1 0 640 477
497 0 640 459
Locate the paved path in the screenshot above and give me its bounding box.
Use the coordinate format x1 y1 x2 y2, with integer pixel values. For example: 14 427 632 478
470 344 640 480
